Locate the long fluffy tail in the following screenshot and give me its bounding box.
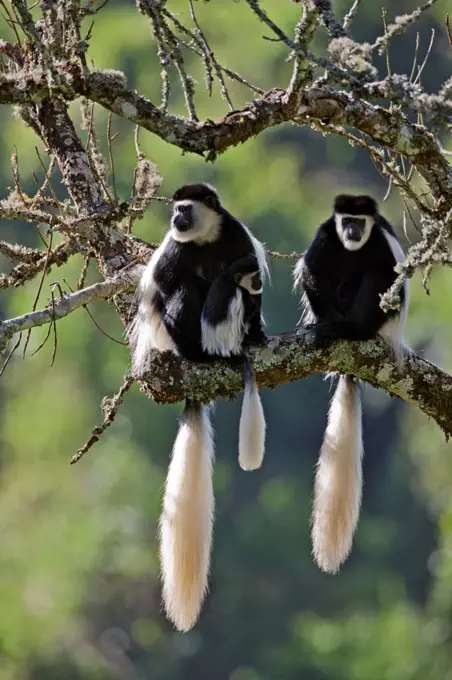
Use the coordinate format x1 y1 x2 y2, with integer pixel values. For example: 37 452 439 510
159 400 215 631
311 375 363 574
238 357 266 471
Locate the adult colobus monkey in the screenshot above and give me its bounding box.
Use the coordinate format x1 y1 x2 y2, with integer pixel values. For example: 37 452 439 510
293 194 408 575
128 183 268 631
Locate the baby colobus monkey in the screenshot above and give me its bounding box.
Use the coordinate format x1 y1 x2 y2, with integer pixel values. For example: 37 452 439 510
293 194 408 575
127 183 268 632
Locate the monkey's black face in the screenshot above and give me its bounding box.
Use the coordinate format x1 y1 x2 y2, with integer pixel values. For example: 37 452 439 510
172 202 193 232
342 216 366 242
335 213 374 252
171 199 222 245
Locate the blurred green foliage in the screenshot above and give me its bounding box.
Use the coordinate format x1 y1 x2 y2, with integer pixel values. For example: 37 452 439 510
0 1 452 678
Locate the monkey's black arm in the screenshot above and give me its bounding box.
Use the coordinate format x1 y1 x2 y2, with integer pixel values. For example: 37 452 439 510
162 283 216 363
302 222 344 322
305 270 396 348
202 255 260 325
202 274 238 326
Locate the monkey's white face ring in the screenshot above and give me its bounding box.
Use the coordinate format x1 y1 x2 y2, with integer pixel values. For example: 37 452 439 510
171 200 222 245
335 213 374 252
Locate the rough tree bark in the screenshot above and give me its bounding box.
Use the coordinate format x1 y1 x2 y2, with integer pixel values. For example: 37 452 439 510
0 0 451 457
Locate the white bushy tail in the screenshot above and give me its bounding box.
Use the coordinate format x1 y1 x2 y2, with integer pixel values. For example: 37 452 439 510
159 401 215 631
311 375 363 574
238 358 266 471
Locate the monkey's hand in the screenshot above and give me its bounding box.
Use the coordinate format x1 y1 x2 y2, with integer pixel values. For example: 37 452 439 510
301 321 343 349
243 326 267 347
302 318 375 348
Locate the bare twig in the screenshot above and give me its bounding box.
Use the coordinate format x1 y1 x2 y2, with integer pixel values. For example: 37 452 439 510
447 14 452 47
106 113 118 203
409 33 421 82
0 333 22 377
316 0 346 39
187 0 234 110
413 29 435 85
35 147 62 210
137 1 198 120
163 7 264 94
286 1 320 104
22 231 54 358
71 375 134 464
343 0 360 32
63 277 128 346
77 256 91 290
49 284 58 366
245 0 294 47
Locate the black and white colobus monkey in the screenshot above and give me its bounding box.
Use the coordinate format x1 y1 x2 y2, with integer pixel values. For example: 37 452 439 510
293 194 408 575
127 183 268 631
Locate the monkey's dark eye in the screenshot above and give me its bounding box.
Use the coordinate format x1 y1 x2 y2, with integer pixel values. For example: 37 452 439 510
177 203 191 214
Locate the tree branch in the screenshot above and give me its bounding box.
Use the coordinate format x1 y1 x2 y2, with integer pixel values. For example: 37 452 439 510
2 67 451 199
0 270 139 351
0 241 76 289
139 335 452 440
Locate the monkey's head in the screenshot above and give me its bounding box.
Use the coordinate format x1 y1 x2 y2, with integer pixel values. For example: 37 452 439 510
333 194 378 252
228 255 262 295
171 183 222 245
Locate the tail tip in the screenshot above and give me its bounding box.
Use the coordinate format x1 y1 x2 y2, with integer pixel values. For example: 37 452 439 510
162 591 204 633
312 542 350 575
168 612 199 633
238 457 263 472
313 554 342 575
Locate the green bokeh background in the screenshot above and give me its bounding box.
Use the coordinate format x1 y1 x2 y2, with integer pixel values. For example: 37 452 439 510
1 1 452 678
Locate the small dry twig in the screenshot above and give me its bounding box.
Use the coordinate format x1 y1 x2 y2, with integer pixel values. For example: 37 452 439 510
71 375 134 464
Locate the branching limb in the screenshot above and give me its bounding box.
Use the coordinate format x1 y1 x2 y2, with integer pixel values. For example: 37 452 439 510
286 0 320 107
372 0 439 54
1 69 451 203
0 270 140 351
0 240 45 263
315 0 346 39
0 241 77 290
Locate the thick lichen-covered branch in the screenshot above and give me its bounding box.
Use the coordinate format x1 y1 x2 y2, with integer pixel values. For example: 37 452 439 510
139 335 452 440
2 68 450 201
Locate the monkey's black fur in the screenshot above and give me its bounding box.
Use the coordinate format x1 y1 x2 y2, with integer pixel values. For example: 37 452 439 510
152 184 266 361
301 196 405 347
333 194 377 216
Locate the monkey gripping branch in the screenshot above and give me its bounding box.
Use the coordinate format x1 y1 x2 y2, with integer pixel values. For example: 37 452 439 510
0 0 451 456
